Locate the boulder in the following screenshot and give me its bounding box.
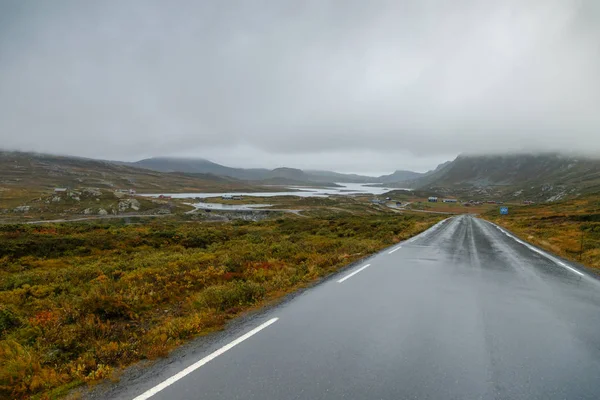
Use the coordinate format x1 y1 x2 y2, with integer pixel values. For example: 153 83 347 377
130 199 140 211
118 198 141 212
98 208 108 216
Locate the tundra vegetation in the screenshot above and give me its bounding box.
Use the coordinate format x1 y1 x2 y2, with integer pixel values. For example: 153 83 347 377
484 196 600 270
0 213 442 399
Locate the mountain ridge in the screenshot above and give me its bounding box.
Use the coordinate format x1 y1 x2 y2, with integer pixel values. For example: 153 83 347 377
409 153 600 201
133 157 390 184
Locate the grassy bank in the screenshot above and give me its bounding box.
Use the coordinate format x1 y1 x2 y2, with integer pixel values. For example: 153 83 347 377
483 197 600 270
0 213 442 399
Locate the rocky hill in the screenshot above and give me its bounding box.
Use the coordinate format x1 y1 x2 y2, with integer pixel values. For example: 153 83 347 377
0 151 261 197
410 154 600 201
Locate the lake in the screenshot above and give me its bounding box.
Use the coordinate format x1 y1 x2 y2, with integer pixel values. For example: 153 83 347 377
188 203 273 211
143 183 406 199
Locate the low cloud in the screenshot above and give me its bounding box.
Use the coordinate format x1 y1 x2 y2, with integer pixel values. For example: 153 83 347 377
1 0 599 172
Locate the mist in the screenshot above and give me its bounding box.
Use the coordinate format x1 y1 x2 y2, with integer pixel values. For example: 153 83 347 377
1 0 599 173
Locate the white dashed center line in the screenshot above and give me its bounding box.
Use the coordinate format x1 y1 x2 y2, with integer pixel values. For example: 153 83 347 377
132 318 279 400
337 264 372 283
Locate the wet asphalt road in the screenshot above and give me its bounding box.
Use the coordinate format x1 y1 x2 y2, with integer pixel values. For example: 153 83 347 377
112 215 600 400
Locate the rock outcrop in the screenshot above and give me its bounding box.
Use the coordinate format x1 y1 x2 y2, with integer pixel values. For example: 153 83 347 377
118 199 141 212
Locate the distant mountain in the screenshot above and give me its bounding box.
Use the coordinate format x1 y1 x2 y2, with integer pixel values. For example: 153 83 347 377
134 157 270 180
5 152 598 202
305 170 376 183
411 153 600 201
135 157 384 184
0 151 259 193
377 170 424 184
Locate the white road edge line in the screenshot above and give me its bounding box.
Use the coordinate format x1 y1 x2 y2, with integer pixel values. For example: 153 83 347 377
487 221 585 277
337 264 371 283
132 318 279 400
388 246 402 254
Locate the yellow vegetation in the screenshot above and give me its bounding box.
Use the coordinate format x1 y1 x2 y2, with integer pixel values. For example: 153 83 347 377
0 214 442 399
484 197 600 271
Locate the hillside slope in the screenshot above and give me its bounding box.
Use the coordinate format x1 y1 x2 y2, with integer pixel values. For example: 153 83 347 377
377 170 424 184
412 154 600 201
0 151 259 195
135 157 383 184
134 157 270 180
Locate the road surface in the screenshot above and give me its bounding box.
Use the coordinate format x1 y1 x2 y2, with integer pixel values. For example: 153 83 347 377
100 215 600 400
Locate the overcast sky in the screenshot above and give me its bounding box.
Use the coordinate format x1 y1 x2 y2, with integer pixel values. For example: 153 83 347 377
1 0 599 174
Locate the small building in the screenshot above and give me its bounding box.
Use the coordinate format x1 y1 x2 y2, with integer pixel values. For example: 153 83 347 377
232 195 243 200
443 199 457 203
428 197 438 202
54 188 67 193
129 189 137 195
222 194 234 200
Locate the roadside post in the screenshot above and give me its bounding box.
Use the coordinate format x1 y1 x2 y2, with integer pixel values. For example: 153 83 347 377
500 206 509 215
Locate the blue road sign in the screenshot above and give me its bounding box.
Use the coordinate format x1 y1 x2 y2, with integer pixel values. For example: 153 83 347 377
500 207 509 215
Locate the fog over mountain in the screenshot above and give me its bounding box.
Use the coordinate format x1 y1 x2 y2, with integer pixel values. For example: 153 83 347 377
1 1 599 174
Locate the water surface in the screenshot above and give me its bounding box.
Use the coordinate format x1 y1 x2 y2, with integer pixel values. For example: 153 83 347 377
144 183 407 199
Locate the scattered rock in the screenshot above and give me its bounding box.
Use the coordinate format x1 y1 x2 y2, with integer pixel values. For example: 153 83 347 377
83 208 93 215
118 199 141 212
98 208 108 216
156 208 171 215
546 192 566 202
130 199 140 211
13 205 30 213
83 188 102 197
52 196 61 203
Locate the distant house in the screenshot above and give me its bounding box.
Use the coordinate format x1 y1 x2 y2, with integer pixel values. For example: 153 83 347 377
158 195 172 199
54 188 67 193
443 199 457 203
129 189 137 195
222 194 234 200
428 197 438 202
